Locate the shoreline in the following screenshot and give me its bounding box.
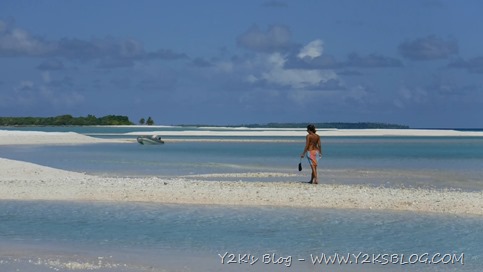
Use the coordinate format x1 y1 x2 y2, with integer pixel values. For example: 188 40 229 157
1 157 482 216
1 129 482 216
126 128 483 137
0 130 129 145
4 128 483 136
1 129 483 146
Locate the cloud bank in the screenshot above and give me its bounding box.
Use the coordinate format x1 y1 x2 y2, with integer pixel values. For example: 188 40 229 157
399 35 458 61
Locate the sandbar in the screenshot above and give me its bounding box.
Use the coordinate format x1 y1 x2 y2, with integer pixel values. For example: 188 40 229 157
1 129 482 216
0 157 482 216
0 130 128 145
128 128 483 137
2 128 483 146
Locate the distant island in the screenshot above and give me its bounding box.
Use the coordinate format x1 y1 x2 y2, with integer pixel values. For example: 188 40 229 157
0 115 409 129
249 122 410 129
0 115 133 126
182 122 410 129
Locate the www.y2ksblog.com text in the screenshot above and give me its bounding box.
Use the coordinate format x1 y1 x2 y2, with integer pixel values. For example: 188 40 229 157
218 252 465 267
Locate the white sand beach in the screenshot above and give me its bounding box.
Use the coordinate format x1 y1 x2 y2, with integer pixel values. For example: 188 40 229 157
1 129 482 216
128 128 483 138
0 130 129 145
3 128 483 145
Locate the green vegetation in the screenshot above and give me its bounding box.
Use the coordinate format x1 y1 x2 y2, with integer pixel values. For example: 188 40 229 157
1 116 407 129
138 117 154 125
0 114 133 126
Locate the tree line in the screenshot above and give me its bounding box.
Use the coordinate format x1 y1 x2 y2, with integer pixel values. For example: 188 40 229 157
0 114 133 126
138 117 154 125
1 116 407 129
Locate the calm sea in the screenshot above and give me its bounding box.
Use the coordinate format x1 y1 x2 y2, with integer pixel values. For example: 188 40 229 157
1 126 482 271
1 126 483 189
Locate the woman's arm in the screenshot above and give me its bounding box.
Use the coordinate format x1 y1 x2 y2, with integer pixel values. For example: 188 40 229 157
318 136 322 155
301 135 309 158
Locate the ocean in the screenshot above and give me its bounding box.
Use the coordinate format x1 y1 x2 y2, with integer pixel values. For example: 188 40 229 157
1 126 482 271
1 126 483 189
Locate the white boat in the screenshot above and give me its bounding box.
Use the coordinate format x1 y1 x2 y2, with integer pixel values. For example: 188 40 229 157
136 135 165 145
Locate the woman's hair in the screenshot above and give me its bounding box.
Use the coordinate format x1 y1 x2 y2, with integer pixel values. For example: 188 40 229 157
307 124 316 133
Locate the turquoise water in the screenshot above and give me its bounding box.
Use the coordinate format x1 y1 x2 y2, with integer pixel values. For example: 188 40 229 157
1 201 482 271
1 127 483 189
1 127 483 271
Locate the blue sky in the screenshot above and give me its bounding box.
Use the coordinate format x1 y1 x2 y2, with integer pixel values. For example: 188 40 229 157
1 0 482 127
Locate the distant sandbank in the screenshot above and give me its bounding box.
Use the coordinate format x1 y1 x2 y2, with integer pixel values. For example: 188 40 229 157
128 128 483 137
2 128 483 146
0 130 128 145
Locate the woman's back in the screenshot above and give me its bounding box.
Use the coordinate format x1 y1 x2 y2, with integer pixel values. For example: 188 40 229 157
307 133 320 150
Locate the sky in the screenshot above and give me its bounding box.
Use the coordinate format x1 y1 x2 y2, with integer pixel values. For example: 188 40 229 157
1 0 483 128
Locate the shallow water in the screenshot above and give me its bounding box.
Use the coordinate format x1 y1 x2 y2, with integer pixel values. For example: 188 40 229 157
1 127 483 271
1 134 483 190
1 201 481 271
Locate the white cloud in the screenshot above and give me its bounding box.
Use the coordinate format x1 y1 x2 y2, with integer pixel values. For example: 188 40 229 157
246 74 258 83
249 52 338 89
261 65 335 89
0 22 54 56
267 52 286 67
297 39 324 59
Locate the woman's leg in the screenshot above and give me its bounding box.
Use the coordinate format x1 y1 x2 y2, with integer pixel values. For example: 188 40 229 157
313 165 318 184
310 164 317 184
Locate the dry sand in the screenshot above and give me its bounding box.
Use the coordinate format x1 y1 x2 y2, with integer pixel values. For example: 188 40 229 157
0 130 128 145
1 129 482 216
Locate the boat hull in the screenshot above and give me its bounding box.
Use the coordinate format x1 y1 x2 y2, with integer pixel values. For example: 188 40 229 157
137 136 164 145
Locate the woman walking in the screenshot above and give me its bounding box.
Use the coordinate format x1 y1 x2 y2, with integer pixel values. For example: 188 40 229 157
300 124 322 184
